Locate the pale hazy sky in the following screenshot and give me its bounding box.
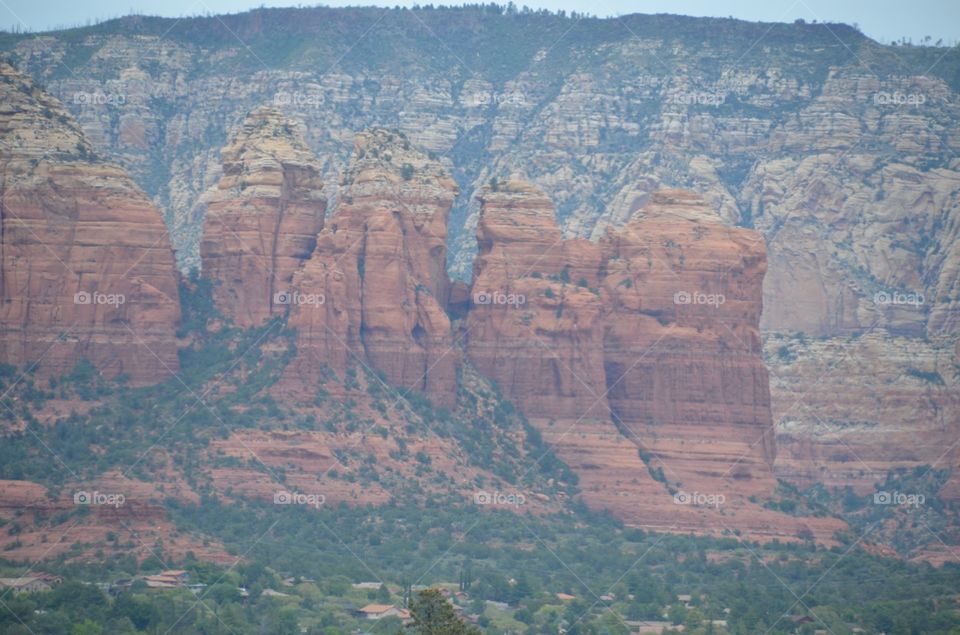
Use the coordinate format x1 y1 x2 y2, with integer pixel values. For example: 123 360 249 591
3 0 958 44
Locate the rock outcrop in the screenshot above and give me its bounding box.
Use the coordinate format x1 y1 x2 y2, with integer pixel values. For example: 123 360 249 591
0 63 180 384
199 107 326 327
280 129 459 407
768 332 960 493
464 180 840 540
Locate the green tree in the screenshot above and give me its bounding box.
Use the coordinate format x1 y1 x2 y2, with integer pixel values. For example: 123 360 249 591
70 620 103 635
406 589 481 635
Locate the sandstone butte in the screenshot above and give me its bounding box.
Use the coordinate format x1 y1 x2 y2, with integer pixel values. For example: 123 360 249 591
199 106 327 327
195 116 843 540
465 179 843 541
0 63 180 384
278 128 459 408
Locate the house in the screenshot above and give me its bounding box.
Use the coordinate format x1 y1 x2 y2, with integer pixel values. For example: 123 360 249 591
627 621 675 635
144 577 181 589
676 594 693 607
356 604 408 620
143 570 190 589
599 594 615 602
283 576 316 586
352 581 383 590
0 577 51 593
262 589 291 598
789 615 815 625
33 573 63 586
109 578 134 595
163 570 190 582
556 593 576 601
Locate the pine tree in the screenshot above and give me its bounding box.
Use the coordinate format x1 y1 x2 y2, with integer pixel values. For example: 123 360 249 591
406 589 481 635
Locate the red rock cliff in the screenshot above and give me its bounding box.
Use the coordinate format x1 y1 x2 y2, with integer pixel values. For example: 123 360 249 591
280 129 458 407
199 107 326 327
0 63 180 384
465 180 834 539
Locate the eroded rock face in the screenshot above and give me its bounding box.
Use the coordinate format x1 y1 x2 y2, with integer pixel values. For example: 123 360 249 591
467 179 608 419
199 107 326 327
598 190 776 491
280 129 459 407
768 332 960 493
0 63 180 384
465 181 836 539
